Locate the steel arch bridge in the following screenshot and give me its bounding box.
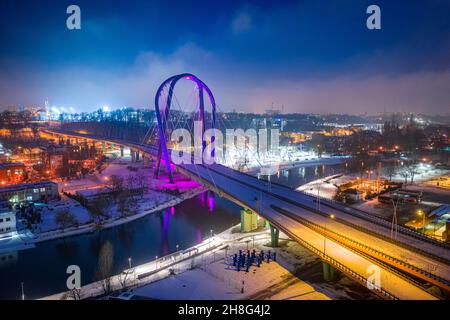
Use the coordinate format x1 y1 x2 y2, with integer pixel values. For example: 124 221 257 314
153 73 217 183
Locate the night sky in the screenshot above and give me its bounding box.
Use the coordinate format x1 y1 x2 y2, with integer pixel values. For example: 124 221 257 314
1 0 449 114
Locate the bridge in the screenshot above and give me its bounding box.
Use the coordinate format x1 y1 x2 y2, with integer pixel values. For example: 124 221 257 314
41 74 450 300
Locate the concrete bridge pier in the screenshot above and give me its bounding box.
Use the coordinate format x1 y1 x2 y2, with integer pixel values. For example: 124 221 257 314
131 150 136 162
269 224 280 247
136 152 140 161
322 262 336 282
120 146 124 157
241 209 259 233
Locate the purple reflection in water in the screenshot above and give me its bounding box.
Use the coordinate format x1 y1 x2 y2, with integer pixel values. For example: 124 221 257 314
200 192 206 206
207 193 215 213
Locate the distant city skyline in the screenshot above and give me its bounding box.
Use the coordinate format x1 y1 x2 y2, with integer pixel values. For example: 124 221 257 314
1 0 450 115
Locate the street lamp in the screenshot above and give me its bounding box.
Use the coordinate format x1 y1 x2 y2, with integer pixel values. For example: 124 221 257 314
155 256 158 270
128 257 132 269
21 282 25 301
417 210 425 233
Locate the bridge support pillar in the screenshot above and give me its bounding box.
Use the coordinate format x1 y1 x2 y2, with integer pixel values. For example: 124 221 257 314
120 146 124 157
269 224 279 247
241 209 258 233
136 152 140 161
322 262 336 282
131 150 136 163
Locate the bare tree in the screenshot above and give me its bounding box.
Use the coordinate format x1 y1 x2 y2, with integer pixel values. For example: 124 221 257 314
68 288 81 300
110 175 124 196
126 175 137 191
399 168 410 185
96 241 114 294
385 165 396 181
54 208 78 231
117 191 129 217
118 268 134 290
135 174 148 199
88 196 112 225
405 162 419 184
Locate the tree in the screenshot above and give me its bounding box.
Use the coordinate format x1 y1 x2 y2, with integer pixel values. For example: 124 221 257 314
117 191 129 217
68 288 81 300
135 174 148 199
110 175 124 196
126 175 137 191
118 268 134 290
405 162 419 184
54 209 78 231
399 168 410 185
88 196 112 225
385 165 396 181
96 241 114 294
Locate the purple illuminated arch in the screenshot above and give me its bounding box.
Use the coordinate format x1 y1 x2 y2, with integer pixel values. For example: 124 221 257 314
154 73 216 183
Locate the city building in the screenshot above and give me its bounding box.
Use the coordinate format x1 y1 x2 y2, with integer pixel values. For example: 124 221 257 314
0 209 16 235
0 162 25 185
0 181 59 204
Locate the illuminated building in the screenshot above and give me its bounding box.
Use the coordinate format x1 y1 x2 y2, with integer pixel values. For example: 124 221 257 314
0 209 16 235
0 181 58 204
0 162 25 185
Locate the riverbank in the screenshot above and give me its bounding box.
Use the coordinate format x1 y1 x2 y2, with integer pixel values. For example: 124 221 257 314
0 186 206 254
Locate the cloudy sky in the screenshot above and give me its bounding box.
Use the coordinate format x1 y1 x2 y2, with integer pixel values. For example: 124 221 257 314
1 0 450 114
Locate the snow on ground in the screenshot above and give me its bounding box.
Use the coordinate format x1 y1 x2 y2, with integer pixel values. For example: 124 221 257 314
43 226 377 300
31 195 91 233
296 175 340 200
132 233 372 301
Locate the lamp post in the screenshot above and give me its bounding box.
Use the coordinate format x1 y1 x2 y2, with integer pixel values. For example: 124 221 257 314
417 210 425 233
128 257 132 269
324 214 335 255
155 256 158 270
21 282 25 301
310 183 321 211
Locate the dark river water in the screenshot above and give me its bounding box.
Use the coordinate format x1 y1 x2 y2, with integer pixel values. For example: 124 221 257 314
0 163 347 300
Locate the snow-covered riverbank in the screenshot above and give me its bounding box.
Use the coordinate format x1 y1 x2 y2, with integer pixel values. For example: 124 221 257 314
0 186 206 254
